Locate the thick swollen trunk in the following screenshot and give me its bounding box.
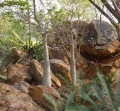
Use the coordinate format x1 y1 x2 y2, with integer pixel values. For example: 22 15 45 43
42 35 51 86
70 42 76 86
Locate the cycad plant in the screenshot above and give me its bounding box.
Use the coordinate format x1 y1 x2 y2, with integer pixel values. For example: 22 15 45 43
0 47 13 80
79 69 120 111
44 70 120 111
44 74 93 111
8 30 43 61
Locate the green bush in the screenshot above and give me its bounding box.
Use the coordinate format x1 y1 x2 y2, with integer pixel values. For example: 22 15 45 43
44 70 120 111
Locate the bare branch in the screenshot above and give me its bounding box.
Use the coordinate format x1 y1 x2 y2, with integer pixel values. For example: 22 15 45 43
89 0 118 29
101 0 120 22
33 0 39 23
111 0 120 13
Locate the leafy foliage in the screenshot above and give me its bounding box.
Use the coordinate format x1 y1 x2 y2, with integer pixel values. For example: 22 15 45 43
0 0 29 7
43 93 58 111
79 69 120 111
0 47 13 75
45 70 120 111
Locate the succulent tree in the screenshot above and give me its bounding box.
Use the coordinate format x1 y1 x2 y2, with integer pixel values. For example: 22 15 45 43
33 0 52 86
42 33 51 86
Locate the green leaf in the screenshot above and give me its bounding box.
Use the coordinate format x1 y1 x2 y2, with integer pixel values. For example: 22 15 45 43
12 30 25 44
8 39 23 47
0 75 7 80
58 90 67 99
93 85 106 104
97 71 116 110
43 93 58 111
116 73 120 107
118 106 120 111
79 92 101 110
65 92 75 109
58 74 74 91
66 105 91 111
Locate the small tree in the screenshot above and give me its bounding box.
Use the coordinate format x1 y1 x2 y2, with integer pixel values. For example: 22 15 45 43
51 0 88 86
33 0 52 86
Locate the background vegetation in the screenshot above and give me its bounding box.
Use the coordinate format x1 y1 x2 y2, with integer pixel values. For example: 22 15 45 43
0 0 120 111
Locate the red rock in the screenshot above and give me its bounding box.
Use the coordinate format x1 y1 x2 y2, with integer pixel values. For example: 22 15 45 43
13 81 30 93
7 64 32 84
28 85 60 110
49 48 69 65
0 83 45 111
28 59 61 87
50 59 72 85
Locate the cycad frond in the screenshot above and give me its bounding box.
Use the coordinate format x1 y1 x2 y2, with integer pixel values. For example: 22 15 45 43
65 105 91 111
58 74 74 91
43 93 58 111
97 71 116 110
116 69 120 107
65 92 75 109
79 92 102 110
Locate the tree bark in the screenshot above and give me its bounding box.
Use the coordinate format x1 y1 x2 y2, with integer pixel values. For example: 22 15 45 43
70 35 76 86
42 35 51 86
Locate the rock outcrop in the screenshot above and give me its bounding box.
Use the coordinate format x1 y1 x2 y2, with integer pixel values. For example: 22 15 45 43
28 59 61 87
0 83 45 111
81 20 119 57
28 85 60 111
50 59 72 84
49 48 69 65
7 64 32 84
48 19 120 80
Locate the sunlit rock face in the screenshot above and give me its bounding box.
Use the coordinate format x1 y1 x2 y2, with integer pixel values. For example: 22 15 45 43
81 20 119 57
0 83 44 111
28 85 60 110
28 59 61 87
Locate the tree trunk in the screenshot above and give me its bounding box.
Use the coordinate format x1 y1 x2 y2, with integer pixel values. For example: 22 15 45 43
70 35 76 86
42 35 51 86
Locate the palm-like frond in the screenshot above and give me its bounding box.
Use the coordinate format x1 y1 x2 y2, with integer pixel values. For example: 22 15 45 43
97 72 117 110
0 48 13 72
58 74 74 91
65 105 91 111
12 30 25 44
79 92 102 110
116 70 120 108
43 93 58 111
65 92 75 109
92 85 108 110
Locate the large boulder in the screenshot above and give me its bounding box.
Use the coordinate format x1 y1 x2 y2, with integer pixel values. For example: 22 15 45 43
7 64 32 84
48 20 120 80
28 85 60 111
49 59 72 84
28 59 61 87
11 48 23 63
0 83 45 111
49 47 69 65
81 20 120 57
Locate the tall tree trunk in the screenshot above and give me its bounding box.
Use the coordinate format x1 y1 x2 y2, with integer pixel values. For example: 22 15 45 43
42 35 51 86
28 7 31 50
70 35 76 86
